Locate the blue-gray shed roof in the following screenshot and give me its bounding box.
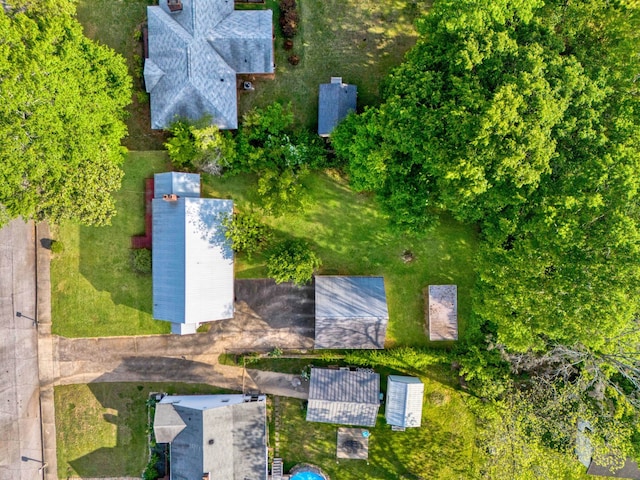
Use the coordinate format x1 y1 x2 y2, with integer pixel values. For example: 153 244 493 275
306 368 380 427
318 79 357 136
155 395 267 480
152 196 234 329
314 276 389 349
145 0 274 130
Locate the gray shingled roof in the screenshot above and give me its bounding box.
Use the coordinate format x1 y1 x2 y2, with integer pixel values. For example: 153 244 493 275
314 276 388 349
385 375 424 428
154 395 267 480
306 368 380 427
145 0 274 130
318 79 357 136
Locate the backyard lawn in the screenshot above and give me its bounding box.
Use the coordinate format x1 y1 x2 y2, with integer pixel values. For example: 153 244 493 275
51 152 171 337
75 0 428 146
204 171 477 347
51 151 477 343
276 372 480 479
55 382 234 478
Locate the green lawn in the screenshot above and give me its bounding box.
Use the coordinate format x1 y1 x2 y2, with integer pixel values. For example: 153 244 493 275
51 152 171 337
276 372 480 479
204 170 478 347
75 0 427 146
55 382 235 478
51 152 477 342
239 0 429 128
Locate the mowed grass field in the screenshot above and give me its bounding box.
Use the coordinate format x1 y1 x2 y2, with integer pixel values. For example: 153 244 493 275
204 171 477 347
51 152 171 337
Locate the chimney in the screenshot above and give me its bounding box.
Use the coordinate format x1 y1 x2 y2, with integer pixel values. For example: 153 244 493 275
167 0 182 12
162 194 179 202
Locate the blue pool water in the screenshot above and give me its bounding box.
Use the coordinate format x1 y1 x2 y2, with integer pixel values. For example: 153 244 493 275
290 472 325 480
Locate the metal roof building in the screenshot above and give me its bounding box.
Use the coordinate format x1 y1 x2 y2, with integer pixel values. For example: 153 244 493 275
385 375 424 428
145 0 274 129
317 77 357 137
154 394 267 480
306 367 380 427
152 172 234 334
314 276 388 349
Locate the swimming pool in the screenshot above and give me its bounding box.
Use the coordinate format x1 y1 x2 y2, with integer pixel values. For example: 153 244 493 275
288 464 329 480
290 472 325 480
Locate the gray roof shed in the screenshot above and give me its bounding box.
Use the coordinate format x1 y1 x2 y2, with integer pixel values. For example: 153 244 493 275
385 375 424 428
318 77 357 137
306 367 380 427
154 394 267 480
314 276 388 349
152 173 234 333
145 0 274 130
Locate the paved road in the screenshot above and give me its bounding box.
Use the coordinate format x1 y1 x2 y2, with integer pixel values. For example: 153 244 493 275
0 219 44 480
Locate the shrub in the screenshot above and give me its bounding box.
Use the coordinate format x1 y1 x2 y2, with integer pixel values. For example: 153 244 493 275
221 210 272 259
257 167 309 216
287 54 300 66
192 125 236 175
279 0 296 11
266 238 321 285
284 39 294 50
131 248 152 274
165 119 198 169
136 90 149 104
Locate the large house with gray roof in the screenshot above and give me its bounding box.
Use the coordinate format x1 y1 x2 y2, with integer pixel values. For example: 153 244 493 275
314 276 388 349
154 394 267 480
306 367 380 427
152 172 234 334
145 0 274 129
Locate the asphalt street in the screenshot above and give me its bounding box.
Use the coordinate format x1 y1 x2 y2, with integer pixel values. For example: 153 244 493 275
0 219 43 480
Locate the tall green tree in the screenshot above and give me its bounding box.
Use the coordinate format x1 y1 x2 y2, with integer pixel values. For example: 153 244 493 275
0 0 131 226
333 0 640 351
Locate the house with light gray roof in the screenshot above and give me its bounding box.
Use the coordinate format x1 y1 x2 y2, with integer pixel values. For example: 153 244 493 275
306 367 380 427
154 394 267 480
145 0 274 129
152 172 234 334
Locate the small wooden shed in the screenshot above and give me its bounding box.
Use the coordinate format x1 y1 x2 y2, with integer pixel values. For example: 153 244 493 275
425 285 458 341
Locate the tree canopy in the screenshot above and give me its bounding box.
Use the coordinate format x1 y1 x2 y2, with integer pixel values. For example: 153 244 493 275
332 0 640 352
0 0 131 226
333 0 640 466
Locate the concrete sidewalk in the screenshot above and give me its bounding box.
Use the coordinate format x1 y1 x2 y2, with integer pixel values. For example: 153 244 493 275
36 222 58 480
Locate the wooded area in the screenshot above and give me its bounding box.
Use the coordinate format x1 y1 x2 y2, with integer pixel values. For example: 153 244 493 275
332 0 640 474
